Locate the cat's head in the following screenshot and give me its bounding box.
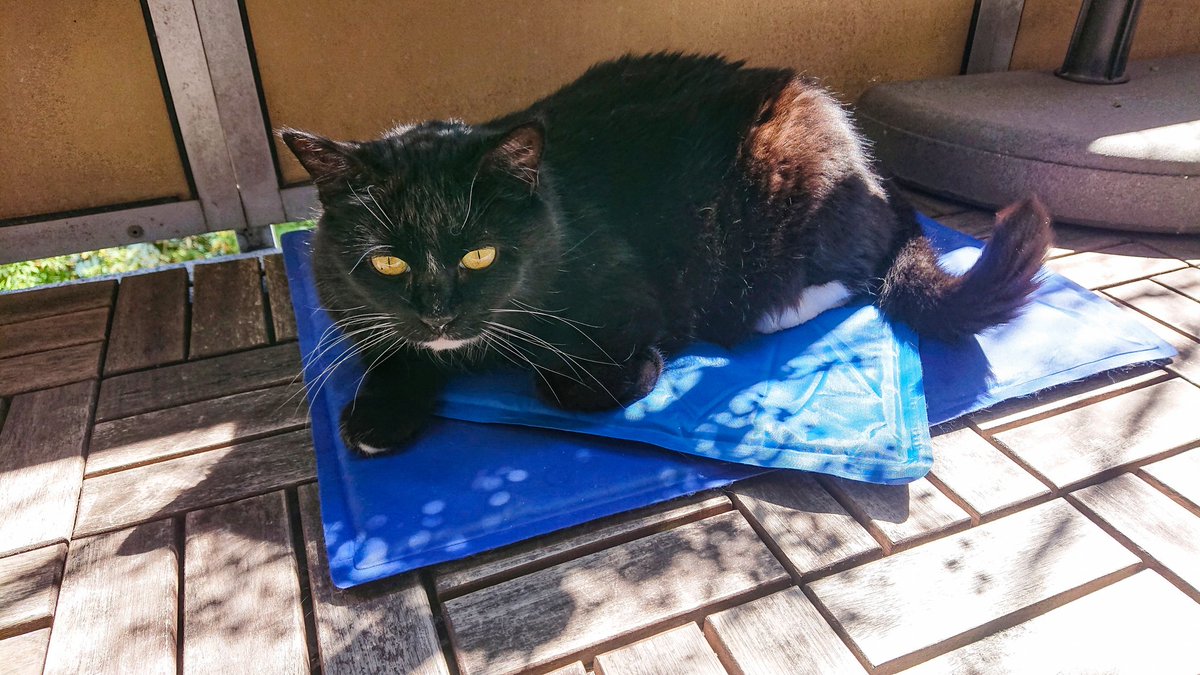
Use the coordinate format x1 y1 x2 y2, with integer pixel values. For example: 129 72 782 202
281 121 560 352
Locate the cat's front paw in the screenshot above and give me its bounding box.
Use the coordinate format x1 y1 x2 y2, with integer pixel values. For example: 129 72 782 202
537 347 664 411
339 397 431 457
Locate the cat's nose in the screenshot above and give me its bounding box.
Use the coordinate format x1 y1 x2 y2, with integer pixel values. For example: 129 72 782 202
420 314 456 332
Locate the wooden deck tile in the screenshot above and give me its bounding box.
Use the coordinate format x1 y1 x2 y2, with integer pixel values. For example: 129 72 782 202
899 188 971 218
969 366 1169 431
932 210 994 239
594 624 725 675
75 429 316 537
0 307 108 360
1107 278 1200 341
705 586 864 675
0 382 93 557
1138 233 1200 266
0 544 65 638
903 571 1200 675
435 492 730 597
0 280 114 326
444 510 789 675
297 484 451 675
1044 243 1186 290
1046 223 1124 259
0 342 103 397
809 499 1138 671
729 473 880 578
88 384 308 476
819 476 970 552
1101 288 1200 385
43 521 178 675
1139 448 1200 512
263 254 298 342
545 663 588 675
928 426 1049 518
104 269 189 374
190 258 269 359
992 378 1200 489
1155 266 1200 302
1071 473 1200 597
0 628 51 675
96 342 302 421
183 492 308 673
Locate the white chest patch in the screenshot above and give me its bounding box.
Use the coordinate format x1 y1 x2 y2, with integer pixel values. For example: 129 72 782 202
754 281 853 334
420 336 481 352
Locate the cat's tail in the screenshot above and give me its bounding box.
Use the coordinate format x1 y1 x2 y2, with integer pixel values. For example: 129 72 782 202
876 197 1053 342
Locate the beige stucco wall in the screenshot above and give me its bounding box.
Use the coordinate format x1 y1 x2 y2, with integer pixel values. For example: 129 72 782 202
0 0 191 222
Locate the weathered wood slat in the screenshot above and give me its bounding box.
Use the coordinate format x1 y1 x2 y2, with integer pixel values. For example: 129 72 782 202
0 307 109 360
1154 266 1200 302
0 544 65 639
1139 448 1200 512
88 384 308 476
297 484 451 675
1045 223 1124 259
1102 289 1200 385
444 510 789 675
993 378 1200 488
183 492 309 674
0 382 93 557
263 254 298 342
898 188 970 218
1139 234 1200 266
819 476 970 552
729 473 880 578
190 258 269 358
705 587 864 675
970 366 1169 431
806 499 1139 671
0 342 102 397
75 429 316 537
435 492 730 596
42 521 178 675
1107 278 1200 341
594 624 725 675
96 342 302 421
0 280 114 326
1071 474 1200 597
905 571 1200 674
104 269 189 374
928 425 1049 518
1045 243 1186 290
0 627 51 675
544 663 588 675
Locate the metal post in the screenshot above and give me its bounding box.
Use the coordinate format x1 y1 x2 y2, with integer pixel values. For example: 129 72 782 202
1056 0 1143 84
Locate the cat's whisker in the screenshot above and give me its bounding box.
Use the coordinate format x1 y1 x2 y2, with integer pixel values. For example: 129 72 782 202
483 320 617 402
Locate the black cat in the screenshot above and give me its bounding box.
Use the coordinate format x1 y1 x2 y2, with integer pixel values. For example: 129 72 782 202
281 53 1051 456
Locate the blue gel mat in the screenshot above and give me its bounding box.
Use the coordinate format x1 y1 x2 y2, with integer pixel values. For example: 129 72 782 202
282 215 1173 588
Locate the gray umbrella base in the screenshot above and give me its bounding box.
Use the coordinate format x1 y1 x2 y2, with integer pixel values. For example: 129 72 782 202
855 55 1200 234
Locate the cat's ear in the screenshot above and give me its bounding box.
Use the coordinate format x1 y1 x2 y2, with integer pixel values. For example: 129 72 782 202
484 122 544 192
278 128 360 185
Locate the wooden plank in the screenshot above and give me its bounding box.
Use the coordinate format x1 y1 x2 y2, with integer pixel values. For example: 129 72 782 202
190 258 270 359
0 342 102 397
0 628 51 675
1071 473 1200 597
0 307 109 360
96 342 302 421
1138 233 1200 267
1140 448 1200 513
263 254 298 342
435 492 730 597
1154 266 1200 302
806 499 1139 671
928 425 1049 518
932 210 995 239
0 280 114 325
1046 223 1124 259
297 484 451 675
594 624 724 675
444 510 789 675
896 188 969 218
705 586 864 675
970 366 1169 431
1104 290 1200 386
0 382 93 557
729 473 880 578
1106 278 1200 341
905 571 1200 675
993 378 1200 488
0 544 65 639
88 384 308 476
75 428 316 537
819 476 970 552
104 269 188 374
1045 243 1186 290
42 520 178 675
183 492 308 674
544 664 588 675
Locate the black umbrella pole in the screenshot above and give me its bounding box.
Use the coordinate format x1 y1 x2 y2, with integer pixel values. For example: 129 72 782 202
1056 0 1144 84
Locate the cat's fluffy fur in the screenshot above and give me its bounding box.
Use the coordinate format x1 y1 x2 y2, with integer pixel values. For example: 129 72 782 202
282 53 1052 455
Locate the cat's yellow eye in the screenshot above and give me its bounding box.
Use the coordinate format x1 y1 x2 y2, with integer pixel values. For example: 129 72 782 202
461 246 497 270
369 255 409 276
